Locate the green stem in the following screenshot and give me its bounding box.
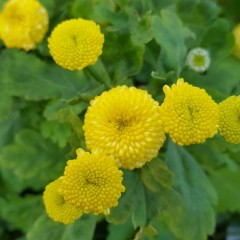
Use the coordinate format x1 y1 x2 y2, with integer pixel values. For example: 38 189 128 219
85 66 112 89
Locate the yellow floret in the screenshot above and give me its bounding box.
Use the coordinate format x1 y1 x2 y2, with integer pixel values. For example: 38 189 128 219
0 0 48 51
43 178 82 224
159 78 219 146
219 96 240 144
61 149 125 215
48 18 104 70
83 86 166 170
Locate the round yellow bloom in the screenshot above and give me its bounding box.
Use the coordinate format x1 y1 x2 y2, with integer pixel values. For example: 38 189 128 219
48 19 104 70
159 78 219 146
0 0 48 51
61 149 125 215
219 96 240 144
233 24 240 59
83 86 166 170
43 178 82 224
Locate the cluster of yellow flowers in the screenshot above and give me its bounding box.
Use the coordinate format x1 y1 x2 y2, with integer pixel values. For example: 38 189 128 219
44 149 125 224
159 79 240 145
44 85 167 224
43 77 240 224
3 0 238 224
43 14 240 224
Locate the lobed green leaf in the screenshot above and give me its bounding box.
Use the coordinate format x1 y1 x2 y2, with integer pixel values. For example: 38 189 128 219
162 140 217 240
26 214 96 240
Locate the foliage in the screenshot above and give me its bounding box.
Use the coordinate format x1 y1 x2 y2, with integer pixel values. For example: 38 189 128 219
0 0 240 239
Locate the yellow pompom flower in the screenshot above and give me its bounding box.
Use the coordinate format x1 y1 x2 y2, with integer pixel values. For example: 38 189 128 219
159 78 219 146
83 86 166 170
61 149 125 215
233 23 240 59
43 178 82 224
219 96 240 144
0 0 48 51
48 19 104 70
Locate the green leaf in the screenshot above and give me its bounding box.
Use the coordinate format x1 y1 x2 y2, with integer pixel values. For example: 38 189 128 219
140 157 173 192
40 120 71 148
186 137 239 172
129 11 153 45
106 171 137 224
27 214 96 240
0 195 44 233
67 84 105 104
201 18 234 59
43 101 86 153
107 219 134 240
0 129 67 187
177 0 220 26
27 214 63 240
61 215 96 240
84 59 112 89
209 167 240 212
107 171 146 227
152 0 176 10
162 141 217 240
0 1 5 9
131 176 147 228
103 32 144 84
107 170 166 227
219 0 240 23
20 101 44 130
0 168 29 195
142 218 180 240
0 110 21 149
151 10 193 76
39 0 72 24
0 49 100 101
54 107 85 152
70 0 93 19
43 101 88 121
144 188 163 223
0 86 11 121
152 220 180 240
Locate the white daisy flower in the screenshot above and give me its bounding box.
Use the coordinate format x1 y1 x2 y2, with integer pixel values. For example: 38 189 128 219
186 48 211 73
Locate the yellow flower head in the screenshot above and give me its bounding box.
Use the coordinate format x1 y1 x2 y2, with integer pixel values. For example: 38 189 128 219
61 149 125 215
233 23 240 59
48 18 104 70
0 0 48 51
159 78 219 146
219 96 240 144
83 86 166 170
43 178 82 224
